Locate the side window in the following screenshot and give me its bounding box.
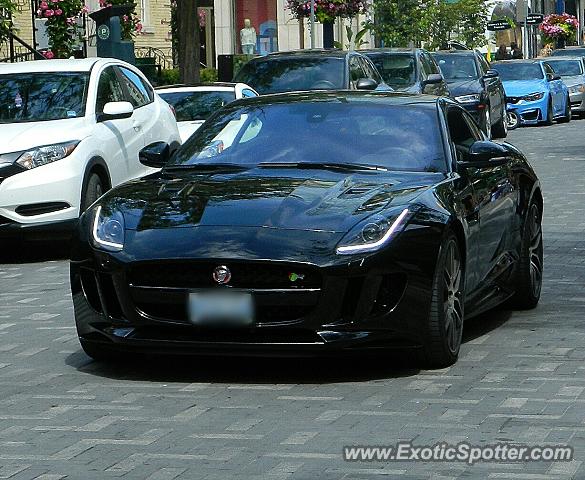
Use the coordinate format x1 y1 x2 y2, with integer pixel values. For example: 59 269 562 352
118 67 152 108
95 66 125 114
446 107 480 161
361 57 382 84
424 53 441 74
543 63 554 75
349 56 367 87
477 54 490 74
419 54 434 79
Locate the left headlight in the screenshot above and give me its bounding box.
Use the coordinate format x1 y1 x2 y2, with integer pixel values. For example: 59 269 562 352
455 94 481 104
336 208 411 255
16 141 79 170
92 205 125 252
523 92 545 102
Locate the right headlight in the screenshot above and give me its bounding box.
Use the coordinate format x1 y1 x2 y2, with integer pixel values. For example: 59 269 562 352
92 205 125 252
15 141 79 170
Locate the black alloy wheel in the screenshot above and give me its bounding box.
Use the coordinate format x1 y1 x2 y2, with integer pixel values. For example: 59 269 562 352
423 233 464 368
510 202 543 309
544 100 554 126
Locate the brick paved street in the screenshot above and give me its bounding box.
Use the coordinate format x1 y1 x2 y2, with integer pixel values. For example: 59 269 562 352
1 122 585 479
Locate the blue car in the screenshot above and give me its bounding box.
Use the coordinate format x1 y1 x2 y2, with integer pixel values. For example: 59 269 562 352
492 60 571 128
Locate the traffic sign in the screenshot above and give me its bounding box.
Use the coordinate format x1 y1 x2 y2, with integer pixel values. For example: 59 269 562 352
487 20 512 31
525 13 544 25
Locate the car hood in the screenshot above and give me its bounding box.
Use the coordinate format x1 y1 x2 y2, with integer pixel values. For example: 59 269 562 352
445 79 482 96
502 79 547 97
102 169 445 234
0 118 90 154
560 75 584 88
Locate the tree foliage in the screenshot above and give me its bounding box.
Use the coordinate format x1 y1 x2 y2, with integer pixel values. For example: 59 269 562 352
0 0 17 44
369 0 491 49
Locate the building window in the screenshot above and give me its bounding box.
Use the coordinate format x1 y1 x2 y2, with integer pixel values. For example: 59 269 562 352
140 0 153 33
235 0 278 55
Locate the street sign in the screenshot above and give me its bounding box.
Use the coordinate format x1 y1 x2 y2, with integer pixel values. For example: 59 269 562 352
487 20 512 31
526 13 544 25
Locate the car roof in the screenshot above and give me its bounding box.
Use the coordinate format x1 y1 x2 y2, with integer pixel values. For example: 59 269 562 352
361 48 421 54
432 50 477 56
156 82 240 90
262 49 351 59
227 90 440 108
492 59 542 65
0 57 120 74
543 56 583 61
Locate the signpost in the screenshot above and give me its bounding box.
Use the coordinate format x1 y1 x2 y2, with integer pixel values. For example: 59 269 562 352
525 13 544 25
487 20 512 31
310 0 315 49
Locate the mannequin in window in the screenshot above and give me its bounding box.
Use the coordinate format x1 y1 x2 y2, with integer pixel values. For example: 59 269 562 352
240 19 257 55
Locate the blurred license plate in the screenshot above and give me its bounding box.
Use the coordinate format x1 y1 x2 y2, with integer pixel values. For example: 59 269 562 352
189 292 254 327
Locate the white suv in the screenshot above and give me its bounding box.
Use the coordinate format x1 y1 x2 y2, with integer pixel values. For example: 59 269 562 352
0 58 180 238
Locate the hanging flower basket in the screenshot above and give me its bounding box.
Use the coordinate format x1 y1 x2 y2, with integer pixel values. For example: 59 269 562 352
539 13 578 47
286 0 368 23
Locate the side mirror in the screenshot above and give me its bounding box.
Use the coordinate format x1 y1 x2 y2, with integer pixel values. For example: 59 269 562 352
483 70 499 80
459 141 509 168
423 73 444 86
98 101 134 122
546 73 561 82
139 142 171 168
356 78 379 91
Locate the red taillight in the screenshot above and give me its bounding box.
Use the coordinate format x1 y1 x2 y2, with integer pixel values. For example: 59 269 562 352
477 103 486 110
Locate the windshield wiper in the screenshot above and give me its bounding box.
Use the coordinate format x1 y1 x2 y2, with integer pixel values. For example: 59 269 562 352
164 163 249 172
258 162 388 172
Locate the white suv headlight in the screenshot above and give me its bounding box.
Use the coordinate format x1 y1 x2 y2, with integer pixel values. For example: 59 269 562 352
92 205 125 252
16 141 78 170
336 208 411 255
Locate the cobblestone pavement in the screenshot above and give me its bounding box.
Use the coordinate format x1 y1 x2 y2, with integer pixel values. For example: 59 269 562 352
1 122 585 480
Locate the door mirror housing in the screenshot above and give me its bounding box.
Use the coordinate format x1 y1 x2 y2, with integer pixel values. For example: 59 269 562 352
139 142 171 168
98 101 134 122
356 78 379 91
423 73 444 86
546 72 561 82
459 141 510 168
483 69 499 80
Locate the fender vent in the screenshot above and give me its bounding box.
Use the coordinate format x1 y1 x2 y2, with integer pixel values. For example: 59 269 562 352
15 202 70 217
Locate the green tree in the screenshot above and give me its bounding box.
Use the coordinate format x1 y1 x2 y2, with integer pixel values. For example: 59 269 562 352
0 0 17 44
368 0 428 47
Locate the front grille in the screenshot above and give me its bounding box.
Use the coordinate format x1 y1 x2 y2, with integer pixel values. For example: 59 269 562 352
129 286 319 326
128 261 322 290
521 110 539 121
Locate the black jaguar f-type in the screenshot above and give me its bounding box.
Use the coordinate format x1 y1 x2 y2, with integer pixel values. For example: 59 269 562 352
70 91 543 367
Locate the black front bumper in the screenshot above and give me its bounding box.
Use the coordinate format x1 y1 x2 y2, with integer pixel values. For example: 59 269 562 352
0 217 77 240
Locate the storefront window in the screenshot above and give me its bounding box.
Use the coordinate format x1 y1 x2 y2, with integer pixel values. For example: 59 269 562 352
235 0 278 55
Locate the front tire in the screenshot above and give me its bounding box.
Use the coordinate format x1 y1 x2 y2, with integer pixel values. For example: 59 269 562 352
543 100 554 126
510 202 543 309
422 233 464 368
81 172 104 213
507 111 519 130
558 95 572 123
491 106 508 139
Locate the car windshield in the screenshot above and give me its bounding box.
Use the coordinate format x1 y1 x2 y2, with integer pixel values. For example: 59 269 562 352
159 90 236 122
545 60 583 76
433 54 479 80
367 54 416 89
0 72 89 124
491 63 544 80
169 99 447 173
233 57 346 94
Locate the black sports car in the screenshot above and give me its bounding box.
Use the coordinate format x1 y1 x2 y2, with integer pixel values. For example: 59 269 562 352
70 91 543 367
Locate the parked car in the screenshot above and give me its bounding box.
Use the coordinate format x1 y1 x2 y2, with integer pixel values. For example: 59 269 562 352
432 49 507 138
362 48 449 96
541 57 585 116
232 49 392 94
491 60 571 128
550 46 585 59
0 58 180 239
71 91 542 368
157 82 258 142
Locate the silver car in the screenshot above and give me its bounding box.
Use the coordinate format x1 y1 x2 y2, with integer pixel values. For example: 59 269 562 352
545 57 585 115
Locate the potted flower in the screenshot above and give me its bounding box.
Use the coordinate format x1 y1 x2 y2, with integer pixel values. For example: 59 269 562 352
539 13 579 49
286 0 368 48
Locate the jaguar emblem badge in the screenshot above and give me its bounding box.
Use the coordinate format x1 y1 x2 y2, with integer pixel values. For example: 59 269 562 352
212 265 232 285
